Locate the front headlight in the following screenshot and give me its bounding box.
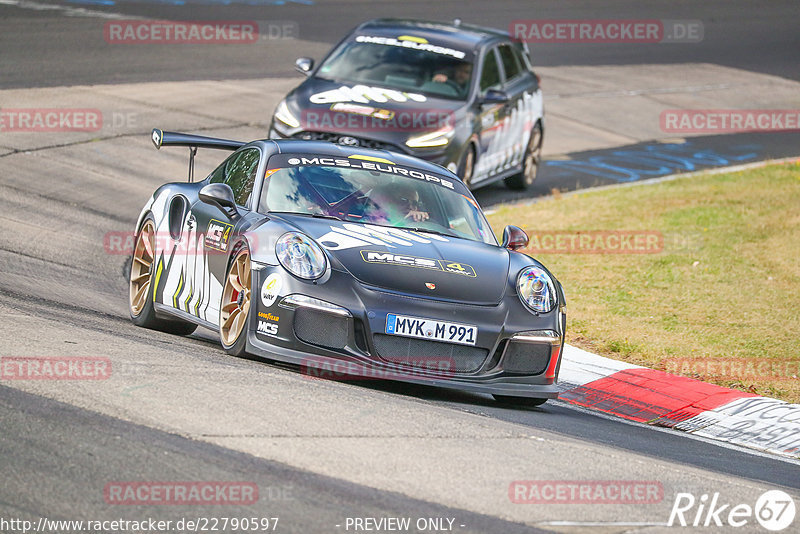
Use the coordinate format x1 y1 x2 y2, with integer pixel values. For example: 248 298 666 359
405 125 454 148
276 232 327 279
274 100 300 128
517 266 557 313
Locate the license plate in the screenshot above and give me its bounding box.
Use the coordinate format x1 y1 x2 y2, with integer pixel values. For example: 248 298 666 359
385 314 477 346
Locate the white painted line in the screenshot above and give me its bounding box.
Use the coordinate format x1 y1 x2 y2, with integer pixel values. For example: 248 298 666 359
552 399 800 467
512 155 800 209
0 0 140 20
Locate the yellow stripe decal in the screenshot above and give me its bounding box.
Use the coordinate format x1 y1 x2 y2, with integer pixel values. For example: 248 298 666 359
348 154 395 165
398 35 428 44
152 259 164 302
184 283 194 313
172 272 184 308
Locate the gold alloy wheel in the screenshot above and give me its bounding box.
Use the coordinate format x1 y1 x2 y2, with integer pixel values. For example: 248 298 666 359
523 127 542 186
129 219 155 316
461 147 474 187
220 249 251 347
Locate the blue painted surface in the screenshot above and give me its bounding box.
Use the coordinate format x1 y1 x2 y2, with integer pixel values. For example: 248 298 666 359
544 142 759 183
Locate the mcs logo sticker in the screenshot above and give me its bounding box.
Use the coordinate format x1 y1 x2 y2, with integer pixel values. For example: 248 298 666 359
257 321 278 337
205 219 233 251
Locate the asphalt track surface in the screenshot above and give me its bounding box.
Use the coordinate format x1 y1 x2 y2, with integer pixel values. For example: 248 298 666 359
1 1 799 532
1 0 799 88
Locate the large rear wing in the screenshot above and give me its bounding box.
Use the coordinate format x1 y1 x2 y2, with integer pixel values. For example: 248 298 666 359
151 128 246 182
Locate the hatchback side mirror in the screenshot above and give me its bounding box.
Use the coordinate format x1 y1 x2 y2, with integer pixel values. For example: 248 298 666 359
481 88 509 105
294 57 314 76
502 225 529 250
199 183 240 220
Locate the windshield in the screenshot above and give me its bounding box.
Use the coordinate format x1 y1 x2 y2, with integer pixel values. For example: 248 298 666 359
316 35 474 100
259 155 496 245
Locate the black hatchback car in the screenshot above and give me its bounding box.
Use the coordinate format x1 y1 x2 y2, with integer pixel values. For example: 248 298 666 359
269 18 544 191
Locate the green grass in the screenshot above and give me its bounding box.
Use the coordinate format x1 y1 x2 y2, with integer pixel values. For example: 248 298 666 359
486 162 800 402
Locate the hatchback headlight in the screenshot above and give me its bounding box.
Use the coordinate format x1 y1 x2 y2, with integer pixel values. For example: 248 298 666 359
405 124 454 148
517 266 557 313
276 232 326 279
274 100 300 128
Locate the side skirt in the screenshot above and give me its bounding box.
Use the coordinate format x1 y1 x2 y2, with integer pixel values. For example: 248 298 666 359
154 302 217 332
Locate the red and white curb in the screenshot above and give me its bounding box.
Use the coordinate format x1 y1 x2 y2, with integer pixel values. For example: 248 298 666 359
558 345 800 460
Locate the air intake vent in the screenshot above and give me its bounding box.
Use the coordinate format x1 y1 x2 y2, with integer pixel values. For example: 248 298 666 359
294 308 349 350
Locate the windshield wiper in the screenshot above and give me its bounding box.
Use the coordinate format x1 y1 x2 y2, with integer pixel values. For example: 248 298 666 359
404 227 458 238
269 211 343 221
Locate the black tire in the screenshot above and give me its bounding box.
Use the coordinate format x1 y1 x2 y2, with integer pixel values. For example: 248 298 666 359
504 123 542 190
457 144 475 188
220 244 252 358
129 215 197 336
493 395 548 408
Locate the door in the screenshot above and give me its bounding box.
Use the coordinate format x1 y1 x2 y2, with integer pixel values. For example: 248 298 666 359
496 43 541 171
164 147 261 325
472 46 507 184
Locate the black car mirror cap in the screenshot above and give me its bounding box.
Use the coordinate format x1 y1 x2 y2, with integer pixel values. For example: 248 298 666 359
294 57 314 76
199 183 240 220
481 89 510 105
502 225 529 251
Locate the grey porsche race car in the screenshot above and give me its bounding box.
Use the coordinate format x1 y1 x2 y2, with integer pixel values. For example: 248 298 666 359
129 129 566 405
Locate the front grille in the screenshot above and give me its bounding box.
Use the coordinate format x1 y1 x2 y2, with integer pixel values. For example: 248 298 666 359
293 308 349 350
292 132 399 152
501 341 551 375
373 334 489 374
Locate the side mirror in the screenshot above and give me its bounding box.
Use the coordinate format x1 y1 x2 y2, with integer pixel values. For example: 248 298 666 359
294 57 314 76
502 225 528 251
199 183 240 220
481 88 509 105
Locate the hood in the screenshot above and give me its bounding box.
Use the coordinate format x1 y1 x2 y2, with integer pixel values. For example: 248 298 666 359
289 77 463 143
277 215 509 305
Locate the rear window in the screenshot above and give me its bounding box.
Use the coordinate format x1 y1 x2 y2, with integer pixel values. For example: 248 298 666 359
479 49 502 92
498 44 522 81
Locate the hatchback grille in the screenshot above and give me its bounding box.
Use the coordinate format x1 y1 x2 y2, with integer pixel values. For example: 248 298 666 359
292 132 399 152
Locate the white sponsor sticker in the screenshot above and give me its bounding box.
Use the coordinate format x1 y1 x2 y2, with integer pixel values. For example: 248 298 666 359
309 84 427 105
260 273 282 307
257 320 278 337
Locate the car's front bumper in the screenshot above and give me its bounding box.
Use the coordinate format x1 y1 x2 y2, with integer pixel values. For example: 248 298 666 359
245 265 565 399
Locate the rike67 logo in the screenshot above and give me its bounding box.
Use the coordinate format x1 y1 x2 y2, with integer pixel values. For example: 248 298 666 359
669 490 796 531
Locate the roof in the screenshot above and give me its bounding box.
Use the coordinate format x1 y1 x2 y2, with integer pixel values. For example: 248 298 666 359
265 139 456 177
352 18 510 52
